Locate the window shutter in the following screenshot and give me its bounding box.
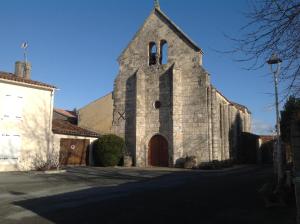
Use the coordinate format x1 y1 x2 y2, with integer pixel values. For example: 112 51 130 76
3 95 12 118
10 135 21 158
2 94 24 119
0 134 21 160
15 96 24 119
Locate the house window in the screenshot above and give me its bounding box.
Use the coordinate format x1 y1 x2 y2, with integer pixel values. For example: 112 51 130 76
149 42 157 65
0 133 21 160
160 40 168 65
2 94 23 119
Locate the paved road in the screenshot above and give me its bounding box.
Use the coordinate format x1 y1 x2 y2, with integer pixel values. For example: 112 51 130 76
0 166 296 224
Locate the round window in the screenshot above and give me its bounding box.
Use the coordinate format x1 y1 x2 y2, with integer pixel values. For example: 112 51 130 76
154 101 161 109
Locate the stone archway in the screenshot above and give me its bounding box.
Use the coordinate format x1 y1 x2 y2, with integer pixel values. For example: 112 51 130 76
148 135 169 167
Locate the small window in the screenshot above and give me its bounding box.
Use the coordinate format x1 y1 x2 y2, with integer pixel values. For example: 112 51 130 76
149 42 157 65
154 101 161 109
160 40 168 65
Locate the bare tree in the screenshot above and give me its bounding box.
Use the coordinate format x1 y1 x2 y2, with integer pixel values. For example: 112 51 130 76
231 0 300 97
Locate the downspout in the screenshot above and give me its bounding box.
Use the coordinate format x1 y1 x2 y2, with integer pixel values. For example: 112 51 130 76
48 88 55 154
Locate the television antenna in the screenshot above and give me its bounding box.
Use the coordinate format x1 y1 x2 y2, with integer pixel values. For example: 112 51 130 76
21 41 29 63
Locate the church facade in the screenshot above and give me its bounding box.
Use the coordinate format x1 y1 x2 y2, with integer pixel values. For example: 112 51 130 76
112 5 251 167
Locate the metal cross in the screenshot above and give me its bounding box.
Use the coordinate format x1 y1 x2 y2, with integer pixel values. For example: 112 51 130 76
154 0 160 8
118 111 126 121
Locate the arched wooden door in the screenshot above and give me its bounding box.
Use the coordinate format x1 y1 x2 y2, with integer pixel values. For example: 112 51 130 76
148 135 169 167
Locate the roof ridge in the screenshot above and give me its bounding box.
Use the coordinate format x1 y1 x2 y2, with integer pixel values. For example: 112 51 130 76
0 71 56 89
154 8 203 53
211 84 251 114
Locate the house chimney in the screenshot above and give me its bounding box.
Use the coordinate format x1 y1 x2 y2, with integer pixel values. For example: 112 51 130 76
24 62 31 79
15 61 24 77
14 61 31 79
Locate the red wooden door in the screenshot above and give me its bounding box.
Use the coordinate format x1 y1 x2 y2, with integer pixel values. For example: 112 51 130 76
148 135 169 167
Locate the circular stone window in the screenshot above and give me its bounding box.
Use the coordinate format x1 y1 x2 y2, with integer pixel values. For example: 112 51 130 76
154 101 161 109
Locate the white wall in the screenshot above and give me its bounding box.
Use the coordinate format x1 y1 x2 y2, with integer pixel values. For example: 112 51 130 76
0 80 54 171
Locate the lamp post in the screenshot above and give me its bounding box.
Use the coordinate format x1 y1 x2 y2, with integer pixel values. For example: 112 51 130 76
267 53 283 183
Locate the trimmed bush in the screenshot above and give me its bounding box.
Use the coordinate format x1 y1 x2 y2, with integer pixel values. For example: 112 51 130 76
93 134 125 167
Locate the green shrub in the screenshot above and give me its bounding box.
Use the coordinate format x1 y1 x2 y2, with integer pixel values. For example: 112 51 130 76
93 134 125 167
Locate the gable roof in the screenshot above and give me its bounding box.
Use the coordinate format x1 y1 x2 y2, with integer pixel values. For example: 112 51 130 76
52 119 99 138
0 72 56 89
155 8 203 53
118 7 203 61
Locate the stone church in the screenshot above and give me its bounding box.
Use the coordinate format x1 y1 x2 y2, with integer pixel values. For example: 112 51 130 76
111 3 251 167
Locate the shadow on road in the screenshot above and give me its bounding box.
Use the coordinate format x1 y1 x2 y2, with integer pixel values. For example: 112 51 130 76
11 167 296 224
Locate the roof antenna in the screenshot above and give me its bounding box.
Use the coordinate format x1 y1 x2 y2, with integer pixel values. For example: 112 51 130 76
21 41 29 63
154 0 160 9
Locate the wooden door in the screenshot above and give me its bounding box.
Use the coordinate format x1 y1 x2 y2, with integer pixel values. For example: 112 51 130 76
59 138 90 166
148 135 169 167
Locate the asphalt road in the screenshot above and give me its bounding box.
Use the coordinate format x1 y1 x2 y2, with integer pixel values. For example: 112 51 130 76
0 166 296 224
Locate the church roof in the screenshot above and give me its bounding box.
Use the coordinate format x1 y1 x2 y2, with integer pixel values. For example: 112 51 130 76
213 85 251 114
118 7 203 61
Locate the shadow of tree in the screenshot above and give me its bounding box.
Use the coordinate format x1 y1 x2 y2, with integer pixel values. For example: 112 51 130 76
11 171 182 223
10 167 293 224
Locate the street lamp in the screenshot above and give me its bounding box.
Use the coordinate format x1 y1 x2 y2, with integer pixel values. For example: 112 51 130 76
267 53 283 183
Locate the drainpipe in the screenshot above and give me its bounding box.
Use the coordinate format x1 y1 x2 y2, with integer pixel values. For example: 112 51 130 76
48 88 55 155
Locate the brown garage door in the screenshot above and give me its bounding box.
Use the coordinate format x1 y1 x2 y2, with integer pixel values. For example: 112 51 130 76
59 138 90 166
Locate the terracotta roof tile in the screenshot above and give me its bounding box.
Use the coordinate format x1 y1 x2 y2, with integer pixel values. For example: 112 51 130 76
0 72 56 89
54 108 77 118
52 119 100 138
259 135 275 143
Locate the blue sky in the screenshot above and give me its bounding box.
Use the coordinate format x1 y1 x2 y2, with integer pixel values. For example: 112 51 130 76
0 0 281 135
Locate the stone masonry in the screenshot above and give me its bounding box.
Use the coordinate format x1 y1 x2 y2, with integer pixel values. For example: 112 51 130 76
112 6 251 167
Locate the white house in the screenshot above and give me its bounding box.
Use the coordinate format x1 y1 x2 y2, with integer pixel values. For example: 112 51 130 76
0 61 99 171
0 61 56 171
